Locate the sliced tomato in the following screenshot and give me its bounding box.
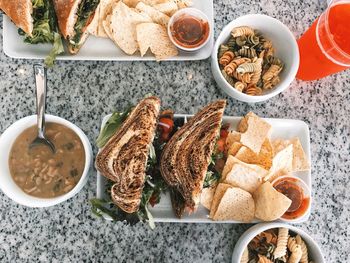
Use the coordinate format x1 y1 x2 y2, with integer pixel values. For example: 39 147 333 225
220 129 229 139
158 117 174 134
216 137 226 153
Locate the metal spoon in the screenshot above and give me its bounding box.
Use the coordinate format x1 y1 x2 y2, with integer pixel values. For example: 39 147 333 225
29 64 55 153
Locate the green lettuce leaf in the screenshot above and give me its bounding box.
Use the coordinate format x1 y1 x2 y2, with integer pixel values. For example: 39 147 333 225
44 32 64 67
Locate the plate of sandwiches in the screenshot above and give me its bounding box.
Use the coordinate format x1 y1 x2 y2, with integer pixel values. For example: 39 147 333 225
92 96 311 228
1 0 214 63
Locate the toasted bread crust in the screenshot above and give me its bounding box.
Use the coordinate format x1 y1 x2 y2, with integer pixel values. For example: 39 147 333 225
53 0 81 38
160 100 226 212
0 0 33 35
96 96 161 213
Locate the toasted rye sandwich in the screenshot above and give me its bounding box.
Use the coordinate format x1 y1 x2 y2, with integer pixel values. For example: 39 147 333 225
53 0 100 54
95 96 161 213
160 100 226 217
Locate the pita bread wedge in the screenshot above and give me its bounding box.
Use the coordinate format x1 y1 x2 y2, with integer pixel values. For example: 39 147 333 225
253 182 292 221
222 156 268 182
224 163 263 193
201 184 217 210
135 2 170 27
209 183 231 218
272 138 310 172
235 139 273 170
212 187 255 222
264 144 293 182
238 112 272 154
136 22 178 60
104 2 152 55
153 2 178 15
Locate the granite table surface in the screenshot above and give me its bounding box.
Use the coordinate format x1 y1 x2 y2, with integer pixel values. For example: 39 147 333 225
0 0 349 262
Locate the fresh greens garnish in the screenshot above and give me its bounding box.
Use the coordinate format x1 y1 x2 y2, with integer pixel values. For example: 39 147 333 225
70 0 100 47
203 170 221 188
96 107 133 148
18 0 64 66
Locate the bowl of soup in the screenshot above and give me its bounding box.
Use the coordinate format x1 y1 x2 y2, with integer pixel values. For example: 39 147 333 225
0 115 92 207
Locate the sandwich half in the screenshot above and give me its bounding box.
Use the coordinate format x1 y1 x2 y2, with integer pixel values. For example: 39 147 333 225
95 96 161 213
53 0 101 54
0 0 64 65
160 100 226 217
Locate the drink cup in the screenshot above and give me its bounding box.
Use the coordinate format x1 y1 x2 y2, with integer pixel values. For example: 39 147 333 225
297 0 350 80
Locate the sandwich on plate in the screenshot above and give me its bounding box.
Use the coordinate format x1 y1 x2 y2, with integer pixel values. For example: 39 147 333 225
53 0 101 54
160 100 226 217
0 0 64 66
95 96 161 214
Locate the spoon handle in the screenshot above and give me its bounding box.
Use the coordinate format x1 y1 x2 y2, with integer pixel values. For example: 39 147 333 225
33 64 47 139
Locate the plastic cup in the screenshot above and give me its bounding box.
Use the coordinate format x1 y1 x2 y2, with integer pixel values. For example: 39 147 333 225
296 0 350 80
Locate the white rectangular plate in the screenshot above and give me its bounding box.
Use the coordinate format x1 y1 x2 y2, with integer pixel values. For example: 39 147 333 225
96 114 311 224
2 1 214 61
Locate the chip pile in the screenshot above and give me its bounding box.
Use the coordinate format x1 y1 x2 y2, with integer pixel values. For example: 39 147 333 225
89 0 193 60
201 112 310 222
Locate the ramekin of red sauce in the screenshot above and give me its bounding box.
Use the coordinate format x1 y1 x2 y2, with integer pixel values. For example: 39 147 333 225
168 8 211 51
272 175 311 222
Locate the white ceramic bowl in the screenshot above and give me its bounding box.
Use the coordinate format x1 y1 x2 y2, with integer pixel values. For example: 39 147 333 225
211 14 299 103
0 115 92 207
272 175 312 223
232 222 325 263
168 8 211 52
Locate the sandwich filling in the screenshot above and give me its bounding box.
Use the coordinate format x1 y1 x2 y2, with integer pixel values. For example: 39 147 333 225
18 0 64 66
70 0 100 47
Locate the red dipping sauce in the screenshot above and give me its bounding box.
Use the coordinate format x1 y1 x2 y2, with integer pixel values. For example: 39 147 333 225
273 177 310 220
170 14 209 49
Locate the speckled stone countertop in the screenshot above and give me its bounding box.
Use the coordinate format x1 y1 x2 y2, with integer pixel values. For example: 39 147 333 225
0 0 349 262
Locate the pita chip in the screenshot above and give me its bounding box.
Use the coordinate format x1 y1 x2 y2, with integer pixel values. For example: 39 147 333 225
253 182 292 221
212 187 255 222
264 144 293 182
224 163 263 193
209 183 231 218
201 184 217 210
136 22 178 60
238 112 272 154
135 2 170 27
228 142 243 156
153 2 178 16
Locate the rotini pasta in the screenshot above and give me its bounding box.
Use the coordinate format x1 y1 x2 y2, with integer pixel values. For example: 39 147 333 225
232 26 255 37
221 70 236 86
288 237 303 263
296 235 309 263
240 247 249 263
273 228 289 259
219 51 235 66
218 26 284 96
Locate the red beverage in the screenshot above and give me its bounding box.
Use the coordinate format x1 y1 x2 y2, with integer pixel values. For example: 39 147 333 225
297 1 350 80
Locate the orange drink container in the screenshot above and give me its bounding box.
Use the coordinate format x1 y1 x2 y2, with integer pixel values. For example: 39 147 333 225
297 0 350 80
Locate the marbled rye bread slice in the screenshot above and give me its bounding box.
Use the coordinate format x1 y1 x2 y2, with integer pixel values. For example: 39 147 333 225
160 100 226 211
95 96 161 213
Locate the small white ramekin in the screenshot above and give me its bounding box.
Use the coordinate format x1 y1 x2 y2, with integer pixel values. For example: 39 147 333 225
232 222 325 263
168 8 211 52
0 115 92 207
211 14 299 103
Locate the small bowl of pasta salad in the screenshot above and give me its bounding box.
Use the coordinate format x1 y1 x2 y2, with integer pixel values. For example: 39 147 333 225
232 223 325 263
211 14 299 103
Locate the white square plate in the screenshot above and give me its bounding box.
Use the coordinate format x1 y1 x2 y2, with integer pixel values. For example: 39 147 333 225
96 114 311 224
2 0 214 61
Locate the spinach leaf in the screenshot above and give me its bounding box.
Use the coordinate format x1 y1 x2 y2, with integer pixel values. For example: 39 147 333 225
96 107 133 148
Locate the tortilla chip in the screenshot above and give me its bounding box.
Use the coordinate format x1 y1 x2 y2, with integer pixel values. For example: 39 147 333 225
272 138 310 172
135 2 170 27
238 112 272 154
228 142 242 156
225 131 241 149
264 144 293 182
224 163 263 193
212 187 255 222
201 184 217 210
136 22 178 60
104 2 152 55
253 182 292 221
153 2 178 15
222 155 268 182
235 139 273 170
209 183 231 218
